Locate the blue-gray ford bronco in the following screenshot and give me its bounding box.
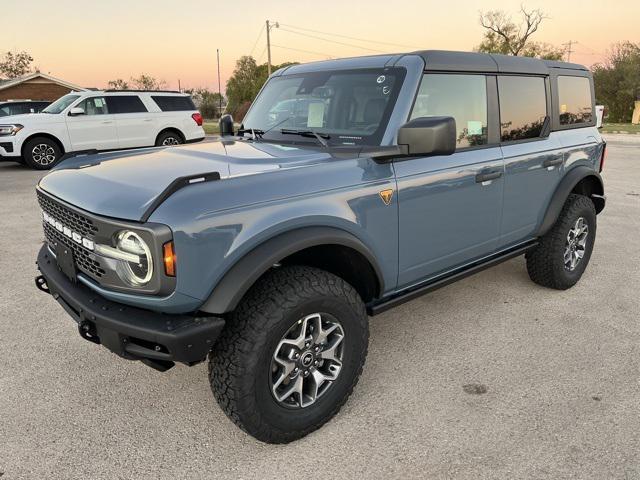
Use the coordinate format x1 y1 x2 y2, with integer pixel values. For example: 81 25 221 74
35 51 606 443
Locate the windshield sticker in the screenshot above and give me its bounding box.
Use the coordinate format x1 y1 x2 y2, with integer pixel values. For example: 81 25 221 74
377 75 386 84
467 120 483 135
307 103 325 128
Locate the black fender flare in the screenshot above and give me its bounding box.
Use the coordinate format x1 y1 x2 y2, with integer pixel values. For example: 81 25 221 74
199 226 385 314
536 166 604 237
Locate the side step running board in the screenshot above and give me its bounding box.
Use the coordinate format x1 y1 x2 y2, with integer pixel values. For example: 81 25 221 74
367 241 538 316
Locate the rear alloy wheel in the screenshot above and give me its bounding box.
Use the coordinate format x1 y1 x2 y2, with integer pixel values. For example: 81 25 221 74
23 137 62 170
156 131 183 146
209 266 369 443
526 194 596 290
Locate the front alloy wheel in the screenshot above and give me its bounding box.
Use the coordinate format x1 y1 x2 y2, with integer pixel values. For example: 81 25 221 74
271 313 344 408
209 266 369 443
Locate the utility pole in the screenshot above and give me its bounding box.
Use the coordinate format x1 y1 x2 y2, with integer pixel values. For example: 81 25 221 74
563 40 575 62
265 20 279 75
178 79 181 92
217 48 222 116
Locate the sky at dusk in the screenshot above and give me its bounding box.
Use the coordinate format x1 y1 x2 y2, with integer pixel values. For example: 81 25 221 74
2 0 638 92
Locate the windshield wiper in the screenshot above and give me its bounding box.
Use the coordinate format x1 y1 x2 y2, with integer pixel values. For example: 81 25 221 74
280 129 330 147
236 127 265 140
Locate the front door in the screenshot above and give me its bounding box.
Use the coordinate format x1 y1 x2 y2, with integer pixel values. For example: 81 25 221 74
395 73 504 288
66 96 119 151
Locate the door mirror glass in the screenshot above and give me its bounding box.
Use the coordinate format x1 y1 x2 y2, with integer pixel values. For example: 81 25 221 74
219 114 234 136
68 107 85 116
397 116 457 157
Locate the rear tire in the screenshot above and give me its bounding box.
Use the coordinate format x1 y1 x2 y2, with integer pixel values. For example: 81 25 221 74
526 194 596 290
155 131 184 146
22 137 62 170
208 266 369 444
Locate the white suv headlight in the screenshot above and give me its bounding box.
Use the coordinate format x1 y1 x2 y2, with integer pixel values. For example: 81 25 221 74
114 231 153 286
0 124 23 136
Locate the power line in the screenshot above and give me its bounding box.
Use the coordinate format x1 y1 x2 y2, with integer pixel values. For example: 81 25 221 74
563 40 575 62
278 27 385 53
279 23 421 49
249 25 265 57
256 44 268 63
271 44 333 59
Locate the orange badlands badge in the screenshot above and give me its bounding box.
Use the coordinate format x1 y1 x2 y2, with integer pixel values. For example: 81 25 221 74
379 189 393 205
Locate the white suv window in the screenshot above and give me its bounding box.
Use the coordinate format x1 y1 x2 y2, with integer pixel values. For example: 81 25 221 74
77 97 109 115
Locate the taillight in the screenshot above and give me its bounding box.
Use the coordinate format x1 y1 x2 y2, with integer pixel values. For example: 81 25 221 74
191 112 203 126
599 142 607 172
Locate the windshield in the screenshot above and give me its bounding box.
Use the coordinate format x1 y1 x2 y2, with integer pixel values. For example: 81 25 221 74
42 94 81 114
242 68 406 146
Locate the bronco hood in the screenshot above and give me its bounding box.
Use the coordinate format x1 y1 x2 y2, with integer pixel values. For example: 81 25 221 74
38 140 334 221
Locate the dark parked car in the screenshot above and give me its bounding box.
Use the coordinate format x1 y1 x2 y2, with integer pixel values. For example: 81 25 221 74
34 50 605 443
0 100 50 116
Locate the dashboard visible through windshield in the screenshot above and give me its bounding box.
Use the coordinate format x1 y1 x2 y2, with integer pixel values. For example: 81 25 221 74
242 68 406 146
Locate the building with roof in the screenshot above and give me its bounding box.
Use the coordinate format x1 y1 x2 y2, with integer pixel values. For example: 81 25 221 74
0 72 86 102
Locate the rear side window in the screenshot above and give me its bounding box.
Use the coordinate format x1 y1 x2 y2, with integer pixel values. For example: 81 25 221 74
151 95 196 112
557 76 593 125
411 74 488 148
498 76 547 142
107 95 148 114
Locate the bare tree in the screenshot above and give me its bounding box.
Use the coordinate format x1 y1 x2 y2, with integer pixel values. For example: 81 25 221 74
107 78 129 90
477 6 561 58
0 50 34 78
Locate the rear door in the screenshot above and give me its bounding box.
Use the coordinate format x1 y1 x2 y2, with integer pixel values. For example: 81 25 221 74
497 75 563 247
66 96 119 151
395 73 505 287
107 95 155 148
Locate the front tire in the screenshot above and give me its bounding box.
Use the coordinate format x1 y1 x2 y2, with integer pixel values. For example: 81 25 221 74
526 194 597 290
23 137 62 170
209 266 369 444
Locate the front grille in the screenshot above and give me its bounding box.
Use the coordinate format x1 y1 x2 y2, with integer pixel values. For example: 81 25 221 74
38 191 105 279
38 192 98 237
43 223 106 278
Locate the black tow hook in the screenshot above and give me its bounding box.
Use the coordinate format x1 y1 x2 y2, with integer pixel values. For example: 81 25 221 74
35 275 50 294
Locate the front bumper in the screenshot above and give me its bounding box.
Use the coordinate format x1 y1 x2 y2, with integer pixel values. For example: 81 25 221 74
36 245 225 371
0 138 19 157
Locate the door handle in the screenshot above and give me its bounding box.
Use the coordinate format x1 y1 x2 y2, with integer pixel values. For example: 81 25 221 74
543 157 563 168
475 170 503 184
101 121 113 124
143 119 153 122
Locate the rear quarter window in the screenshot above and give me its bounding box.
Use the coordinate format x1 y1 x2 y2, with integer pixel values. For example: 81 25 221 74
107 95 148 114
557 76 593 125
151 95 196 112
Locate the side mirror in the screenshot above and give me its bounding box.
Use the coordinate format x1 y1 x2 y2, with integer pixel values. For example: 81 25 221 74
219 114 234 136
397 116 456 157
68 107 85 117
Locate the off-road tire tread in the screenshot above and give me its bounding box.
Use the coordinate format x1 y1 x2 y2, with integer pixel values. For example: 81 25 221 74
208 265 368 444
526 194 596 290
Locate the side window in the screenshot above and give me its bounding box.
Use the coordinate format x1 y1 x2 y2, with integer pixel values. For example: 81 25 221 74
557 76 593 125
107 95 148 114
151 95 197 112
498 76 547 142
77 97 109 115
411 74 488 149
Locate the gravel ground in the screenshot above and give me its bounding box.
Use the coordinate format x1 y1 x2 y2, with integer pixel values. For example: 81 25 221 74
0 141 638 479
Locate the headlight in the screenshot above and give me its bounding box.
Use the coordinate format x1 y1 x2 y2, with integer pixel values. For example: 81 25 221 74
0 124 23 136
114 231 153 286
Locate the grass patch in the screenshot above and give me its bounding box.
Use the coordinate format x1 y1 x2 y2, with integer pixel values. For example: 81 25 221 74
203 122 220 135
601 123 640 134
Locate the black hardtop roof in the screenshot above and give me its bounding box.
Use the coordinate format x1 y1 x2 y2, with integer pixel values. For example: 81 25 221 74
412 50 588 74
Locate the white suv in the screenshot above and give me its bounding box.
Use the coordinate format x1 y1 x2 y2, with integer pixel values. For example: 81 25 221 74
0 90 205 169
